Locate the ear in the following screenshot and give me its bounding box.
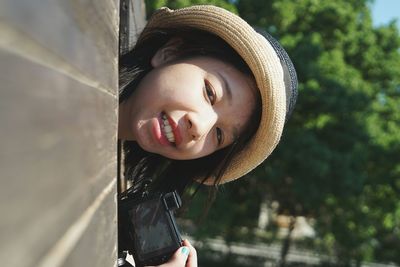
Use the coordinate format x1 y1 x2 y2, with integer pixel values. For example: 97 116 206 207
151 37 183 67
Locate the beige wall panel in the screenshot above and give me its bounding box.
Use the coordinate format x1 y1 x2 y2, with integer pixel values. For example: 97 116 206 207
0 49 117 266
0 0 119 92
61 193 117 267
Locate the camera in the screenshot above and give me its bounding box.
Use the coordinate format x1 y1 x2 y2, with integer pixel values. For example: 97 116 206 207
118 190 183 267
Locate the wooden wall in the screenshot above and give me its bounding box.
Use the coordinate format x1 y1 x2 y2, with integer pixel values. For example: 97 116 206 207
0 0 144 266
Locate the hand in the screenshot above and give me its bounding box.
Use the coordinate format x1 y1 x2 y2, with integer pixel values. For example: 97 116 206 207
147 239 197 267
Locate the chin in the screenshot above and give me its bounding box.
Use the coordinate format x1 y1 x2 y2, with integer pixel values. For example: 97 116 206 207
163 152 204 161
153 151 185 160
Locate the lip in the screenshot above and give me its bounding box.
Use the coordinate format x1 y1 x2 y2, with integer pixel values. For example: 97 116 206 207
152 113 172 146
164 113 182 146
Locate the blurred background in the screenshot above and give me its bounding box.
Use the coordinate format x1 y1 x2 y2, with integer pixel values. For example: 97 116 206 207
1 0 398 266
144 0 400 266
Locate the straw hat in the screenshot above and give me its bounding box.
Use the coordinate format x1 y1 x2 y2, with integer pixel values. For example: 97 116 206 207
143 5 298 184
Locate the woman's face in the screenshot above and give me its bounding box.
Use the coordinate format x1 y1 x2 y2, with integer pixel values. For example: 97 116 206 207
119 45 258 160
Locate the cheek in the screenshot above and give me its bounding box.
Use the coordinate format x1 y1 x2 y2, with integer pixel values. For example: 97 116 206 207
175 139 216 160
136 76 178 107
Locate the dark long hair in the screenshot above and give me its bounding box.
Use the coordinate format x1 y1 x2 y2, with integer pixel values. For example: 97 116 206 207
119 27 261 200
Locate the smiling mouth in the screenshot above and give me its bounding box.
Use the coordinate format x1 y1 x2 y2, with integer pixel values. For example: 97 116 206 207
161 113 176 145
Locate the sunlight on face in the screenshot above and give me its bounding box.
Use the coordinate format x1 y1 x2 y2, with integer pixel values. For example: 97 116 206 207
119 56 257 160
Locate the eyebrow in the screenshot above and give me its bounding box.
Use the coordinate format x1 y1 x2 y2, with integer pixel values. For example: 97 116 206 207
217 71 232 105
215 71 238 144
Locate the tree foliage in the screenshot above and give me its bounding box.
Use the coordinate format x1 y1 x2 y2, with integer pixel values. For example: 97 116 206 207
145 0 400 265
144 0 237 18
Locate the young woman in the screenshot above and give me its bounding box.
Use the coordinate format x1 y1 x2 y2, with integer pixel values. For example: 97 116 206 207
118 5 298 267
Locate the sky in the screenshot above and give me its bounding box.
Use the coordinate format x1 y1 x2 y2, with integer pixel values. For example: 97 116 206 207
371 0 400 29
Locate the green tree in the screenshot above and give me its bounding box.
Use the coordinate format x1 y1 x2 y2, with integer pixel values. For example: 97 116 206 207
144 0 400 265
235 0 400 265
144 0 237 18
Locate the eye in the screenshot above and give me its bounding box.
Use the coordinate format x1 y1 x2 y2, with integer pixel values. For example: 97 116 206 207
216 127 224 146
204 79 216 105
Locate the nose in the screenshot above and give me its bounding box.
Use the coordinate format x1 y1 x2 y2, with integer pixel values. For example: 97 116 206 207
185 109 217 141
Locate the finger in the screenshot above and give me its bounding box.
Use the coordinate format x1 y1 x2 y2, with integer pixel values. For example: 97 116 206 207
156 246 190 267
182 240 197 267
